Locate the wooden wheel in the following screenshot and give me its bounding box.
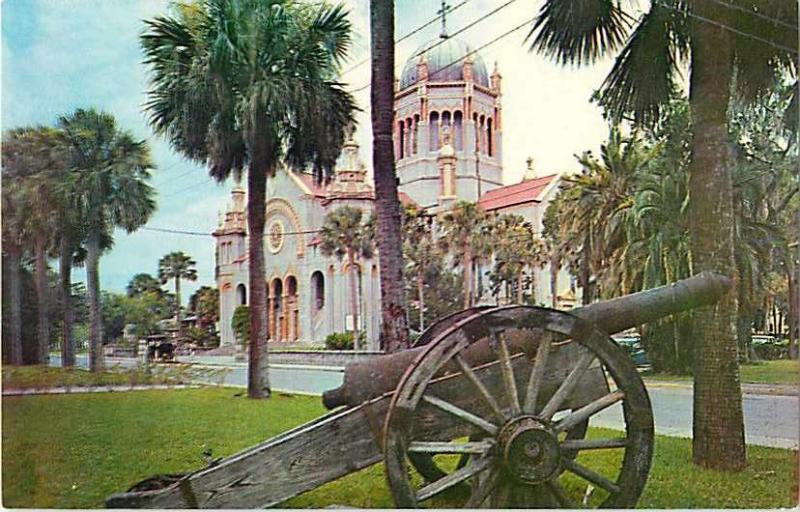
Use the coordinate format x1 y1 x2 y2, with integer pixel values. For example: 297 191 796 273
383 306 654 508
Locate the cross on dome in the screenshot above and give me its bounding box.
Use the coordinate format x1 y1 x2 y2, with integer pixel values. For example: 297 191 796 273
437 0 451 39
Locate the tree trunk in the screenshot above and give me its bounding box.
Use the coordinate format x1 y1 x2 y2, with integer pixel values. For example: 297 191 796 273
463 247 473 309
516 270 524 304
34 237 50 366
789 247 799 359
247 162 271 399
688 1 746 470
86 232 104 372
417 266 425 332
6 244 23 365
550 249 560 308
348 248 361 350
59 236 75 368
175 276 182 338
370 0 410 353
580 231 593 305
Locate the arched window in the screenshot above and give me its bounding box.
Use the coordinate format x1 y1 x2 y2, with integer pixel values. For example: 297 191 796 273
479 115 486 154
453 111 463 151
237 284 247 305
398 120 405 159
413 114 420 154
429 112 440 150
286 275 298 297
311 271 325 312
487 118 493 157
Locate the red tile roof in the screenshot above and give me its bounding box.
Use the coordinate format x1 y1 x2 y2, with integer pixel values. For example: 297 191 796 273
478 174 557 212
398 191 417 206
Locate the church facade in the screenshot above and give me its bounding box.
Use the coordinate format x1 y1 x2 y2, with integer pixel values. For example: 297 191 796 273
214 33 578 348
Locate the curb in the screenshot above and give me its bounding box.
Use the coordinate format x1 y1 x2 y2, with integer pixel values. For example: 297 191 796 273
2 384 201 396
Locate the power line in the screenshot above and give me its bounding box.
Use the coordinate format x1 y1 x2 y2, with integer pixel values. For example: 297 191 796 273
142 226 323 237
352 8 535 93
159 176 216 198
705 0 798 32
340 0 472 76
653 1 798 55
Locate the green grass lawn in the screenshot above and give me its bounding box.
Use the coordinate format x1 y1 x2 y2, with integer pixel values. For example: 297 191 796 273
2 387 797 508
2 364 231 390
644 359 800 386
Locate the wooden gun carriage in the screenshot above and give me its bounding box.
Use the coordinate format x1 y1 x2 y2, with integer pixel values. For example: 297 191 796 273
106 272 731 509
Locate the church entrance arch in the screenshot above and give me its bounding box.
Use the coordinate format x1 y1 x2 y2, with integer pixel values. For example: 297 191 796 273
285 275 299 342
269 278 283 341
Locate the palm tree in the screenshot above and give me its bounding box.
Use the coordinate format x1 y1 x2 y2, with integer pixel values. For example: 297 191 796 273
2 126 69 365
59 108 156 372
319 206 374 349
402 204 435 332
141 0 356 398
127 273 164 298
438 201 490 309
1 174 26 365
158 252 198 337
370 0 410 352
492 214 548 304
527 1 797 468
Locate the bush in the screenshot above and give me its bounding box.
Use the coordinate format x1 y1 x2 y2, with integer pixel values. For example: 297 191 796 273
752 336 789 360
232 306 250 347
325 332 354 350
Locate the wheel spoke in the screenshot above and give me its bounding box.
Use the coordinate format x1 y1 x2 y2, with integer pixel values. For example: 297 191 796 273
554 390 625 433
464 466 498 508
562 458 621 495
560 437 628 451
523 332 552 414
422 395 498 435
408 440 494 454
546 480 581 508
415 455 492 502
493 331 521 416
454 353 507 422
539 350 595 420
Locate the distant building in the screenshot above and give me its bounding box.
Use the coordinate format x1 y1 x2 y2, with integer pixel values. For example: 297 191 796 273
214 31 577 348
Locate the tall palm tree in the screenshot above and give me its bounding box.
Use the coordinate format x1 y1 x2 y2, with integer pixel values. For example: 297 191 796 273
1 174 26 365
438 201 490 309
59 108 155 373
2 126 68 365
492 214 548 304
527 0 797 468
158 252 198 337
319 206 374 349
141 0 356 398
370 0 410 352
402 204 435 332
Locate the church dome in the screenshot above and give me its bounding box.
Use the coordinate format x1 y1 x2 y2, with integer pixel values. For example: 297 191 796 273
399 37 489 90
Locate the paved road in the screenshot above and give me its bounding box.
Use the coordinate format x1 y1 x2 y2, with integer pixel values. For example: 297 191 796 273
51 355 798 448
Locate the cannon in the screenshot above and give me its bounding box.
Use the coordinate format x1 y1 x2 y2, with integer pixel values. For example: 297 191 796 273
106 272 731 509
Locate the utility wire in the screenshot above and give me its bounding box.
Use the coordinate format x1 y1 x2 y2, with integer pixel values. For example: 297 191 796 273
652 1 798 55
352 9 536 93
705 0 798 32
341 0 472 76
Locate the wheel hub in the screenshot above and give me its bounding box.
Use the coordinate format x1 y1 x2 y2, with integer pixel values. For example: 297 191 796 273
498 416 560 485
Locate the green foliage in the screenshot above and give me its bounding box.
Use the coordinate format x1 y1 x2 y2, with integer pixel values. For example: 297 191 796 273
323 331 366 351
100 291 172 343
184 325 220 349
231 306 250 347
319 206 374 261
126 273 163 297
158 252 197 286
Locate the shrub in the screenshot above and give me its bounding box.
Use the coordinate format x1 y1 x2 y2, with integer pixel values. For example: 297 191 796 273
325 332 354 350
232 306 250 347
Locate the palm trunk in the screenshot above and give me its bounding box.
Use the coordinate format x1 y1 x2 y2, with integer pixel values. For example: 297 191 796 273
34 237 50 365
348 248 360 350
550 250 560 308
516 270 524 304
370 0 409 353
789 251 799 359
86 232 104 372
688 1 746 470
463 247 473 309
580 231 593 305
59 236 75 368
175 276 182 338
417 266 425 332
247 161 270 399
6 244 23 365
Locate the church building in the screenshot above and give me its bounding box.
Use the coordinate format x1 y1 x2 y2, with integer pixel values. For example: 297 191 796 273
214 27 577 349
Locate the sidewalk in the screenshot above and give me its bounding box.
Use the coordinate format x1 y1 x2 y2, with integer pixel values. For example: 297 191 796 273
643 378 799 397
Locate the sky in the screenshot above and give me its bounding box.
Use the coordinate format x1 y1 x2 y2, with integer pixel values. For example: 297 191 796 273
2 0 620 304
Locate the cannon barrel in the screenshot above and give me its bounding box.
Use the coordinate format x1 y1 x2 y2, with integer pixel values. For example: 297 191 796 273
322 271 731 409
